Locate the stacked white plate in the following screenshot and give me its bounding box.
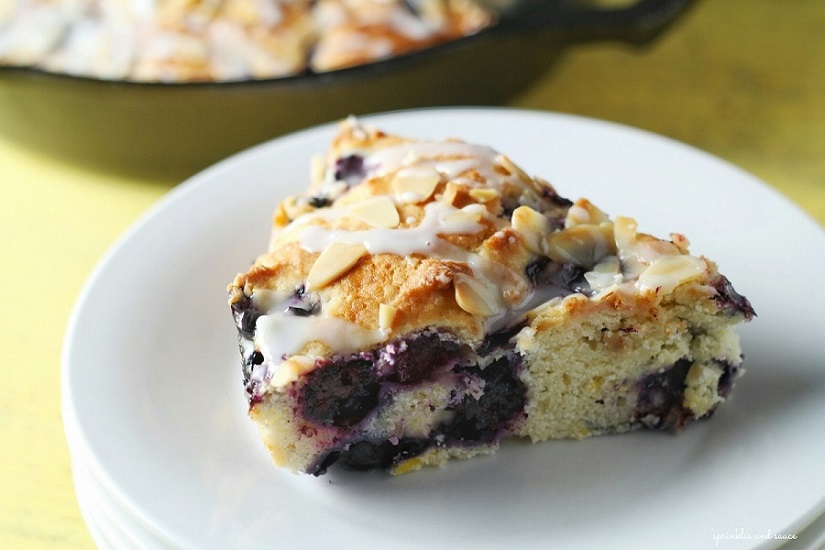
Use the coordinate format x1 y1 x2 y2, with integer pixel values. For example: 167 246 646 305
62 109 825 549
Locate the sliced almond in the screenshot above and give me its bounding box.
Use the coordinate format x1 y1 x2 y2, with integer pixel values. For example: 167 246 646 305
565 199 609 228
633 238 683 263
444 204 487 225
401 150 420 166
443 210 479 225
378 303 397 330
496 154 530 183
511 205 551 254
565 204 591 227
584 255 622 291
592 254 621 274
637 254 707 295
350 196 400 228
545 224 615 268
461 204 488 218
306 242 368 290
454 273 498 316
468 188 499 203
391 166 440 202
670 232 690 254
440 182 461 206
613 216 638 252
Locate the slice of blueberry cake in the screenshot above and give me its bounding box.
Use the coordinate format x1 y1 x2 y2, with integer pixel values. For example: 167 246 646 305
228 118 754 476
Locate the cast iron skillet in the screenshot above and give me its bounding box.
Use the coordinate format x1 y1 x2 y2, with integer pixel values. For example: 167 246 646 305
0 0 694 180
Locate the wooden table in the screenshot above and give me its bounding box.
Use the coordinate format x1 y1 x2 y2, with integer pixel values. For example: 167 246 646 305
1 1 822 547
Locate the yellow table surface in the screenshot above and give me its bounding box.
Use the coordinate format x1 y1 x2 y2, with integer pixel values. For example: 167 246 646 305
1 1 823 548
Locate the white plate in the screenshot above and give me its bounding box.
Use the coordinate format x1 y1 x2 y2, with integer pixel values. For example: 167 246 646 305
66 401 168 549
62 108 825 549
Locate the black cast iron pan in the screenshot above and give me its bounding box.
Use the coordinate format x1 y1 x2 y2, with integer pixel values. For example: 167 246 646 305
0 0 694 181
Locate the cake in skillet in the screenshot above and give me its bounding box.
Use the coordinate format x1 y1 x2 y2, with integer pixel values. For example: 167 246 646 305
0 0 493 81
227 118 755 476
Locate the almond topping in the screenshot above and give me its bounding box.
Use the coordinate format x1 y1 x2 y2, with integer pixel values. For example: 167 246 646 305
440 182 461 206
378 303 397 330
306 242 368 289
637 254 707 295
462 203 488 218
444 210 480 225
391 167 441 202
545 224 615 268
497 154 530 183
468 188 499 203
454 273 498 316
511 205 551 254
565 199 609 228
613 216 638 252
350 196 400 228
670 232 690 254
584 255 622 291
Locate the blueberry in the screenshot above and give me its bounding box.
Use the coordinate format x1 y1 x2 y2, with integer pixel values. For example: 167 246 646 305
307 196 332 208
439 354 527 444
338 439 429 471
524 257 550 286
477 324 525 356
230 296 260 340
712 276 756 320
400 0 419 14
388 331 466 384
541 187 573 208
285 285 319 316
634 358 693 430
525 258 589 294
333 154 365 186
299 329 529 475
500 196 520 219
310 438 429 475
302 358 381 427
310 451 340 477
716 358 741 398
558 263 588 293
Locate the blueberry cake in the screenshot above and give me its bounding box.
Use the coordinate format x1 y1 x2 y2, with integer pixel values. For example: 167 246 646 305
0 0 492 82
228 119 755 476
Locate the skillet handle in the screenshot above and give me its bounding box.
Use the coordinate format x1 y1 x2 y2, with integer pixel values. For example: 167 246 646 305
501 0 695 44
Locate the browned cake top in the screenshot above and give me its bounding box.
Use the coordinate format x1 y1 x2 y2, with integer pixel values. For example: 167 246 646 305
229 119 723 390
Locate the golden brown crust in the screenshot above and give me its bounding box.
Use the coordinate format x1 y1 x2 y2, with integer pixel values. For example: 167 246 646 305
230 119 732 356
230 119 574 348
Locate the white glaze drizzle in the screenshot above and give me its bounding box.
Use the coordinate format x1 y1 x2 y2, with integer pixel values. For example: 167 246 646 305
251 290 388 387
366 140 516 186
255 313 387 362
298 200 483 255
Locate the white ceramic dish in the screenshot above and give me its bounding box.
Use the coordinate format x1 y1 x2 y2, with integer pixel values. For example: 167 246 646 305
62 108 825 549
